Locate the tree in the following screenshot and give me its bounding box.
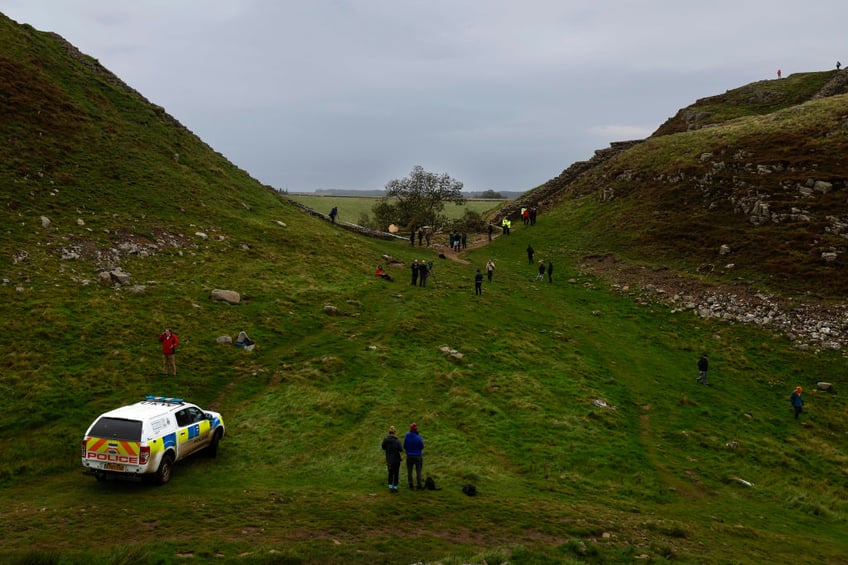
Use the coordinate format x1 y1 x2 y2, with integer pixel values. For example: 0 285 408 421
372 165 465 230
479 189 503 199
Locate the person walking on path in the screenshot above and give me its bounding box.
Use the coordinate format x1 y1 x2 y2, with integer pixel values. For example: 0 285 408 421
474 269 483 295
159 328 179 376
696 353 709 385
329 206 338 223
488 223 494 241
547 260 554 283
535 260 545 281
381 426 404 493
527 244 535 264
790 386 804 420
403 423 425 490
461 231 467 249
409 226 416 247
486 260 495 283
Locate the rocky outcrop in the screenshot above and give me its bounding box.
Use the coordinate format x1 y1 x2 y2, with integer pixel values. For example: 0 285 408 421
582 254 848 351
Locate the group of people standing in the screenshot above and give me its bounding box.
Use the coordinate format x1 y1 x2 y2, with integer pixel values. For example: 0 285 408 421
520 207 538 225
448 231 467 252
381 422 425 492
409 226 432 247
411 259 431 287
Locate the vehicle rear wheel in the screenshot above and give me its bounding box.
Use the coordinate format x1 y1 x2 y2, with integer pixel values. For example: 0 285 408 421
206 430 222 458
94 471 107 482
155 453 174 485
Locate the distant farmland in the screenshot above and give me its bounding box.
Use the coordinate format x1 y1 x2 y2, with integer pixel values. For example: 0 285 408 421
286 193 503 224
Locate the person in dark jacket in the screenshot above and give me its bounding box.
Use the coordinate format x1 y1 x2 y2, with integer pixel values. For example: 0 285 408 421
535 260 545 281
696 353 709 385
790 386 804 420
418 261 428 287
403 422 425 490
381 426 404 493
547 261 554 283
411 259 419 286
527 245 535 264
474 269 483 296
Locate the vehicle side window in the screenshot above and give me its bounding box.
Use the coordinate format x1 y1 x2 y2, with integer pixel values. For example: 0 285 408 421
175 409 191 427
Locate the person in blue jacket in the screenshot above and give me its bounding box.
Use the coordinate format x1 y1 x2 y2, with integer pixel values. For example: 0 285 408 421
403 422 425 490
790 386 804 420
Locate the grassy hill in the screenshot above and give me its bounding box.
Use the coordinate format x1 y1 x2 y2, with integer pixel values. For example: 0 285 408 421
508 71 848 299
1 12 847 564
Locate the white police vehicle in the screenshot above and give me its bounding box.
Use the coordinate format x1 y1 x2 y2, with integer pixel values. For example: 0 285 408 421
81 396 225 484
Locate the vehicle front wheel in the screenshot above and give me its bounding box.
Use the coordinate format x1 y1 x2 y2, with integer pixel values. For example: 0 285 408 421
206 430 222 458
155 454 174 485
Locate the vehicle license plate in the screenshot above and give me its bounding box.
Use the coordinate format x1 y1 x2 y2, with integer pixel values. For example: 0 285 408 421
105 463 124 471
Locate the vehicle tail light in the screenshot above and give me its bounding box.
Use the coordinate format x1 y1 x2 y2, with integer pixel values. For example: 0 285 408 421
139 445 150 465
81 439 87 458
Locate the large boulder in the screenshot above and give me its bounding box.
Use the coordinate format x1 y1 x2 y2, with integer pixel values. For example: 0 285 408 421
210 289 241 304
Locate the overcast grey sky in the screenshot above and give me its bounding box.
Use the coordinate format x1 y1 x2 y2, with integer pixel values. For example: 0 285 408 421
2 1 845 191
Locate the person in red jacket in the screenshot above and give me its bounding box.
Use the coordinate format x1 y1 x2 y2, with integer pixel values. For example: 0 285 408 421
159 328 179 376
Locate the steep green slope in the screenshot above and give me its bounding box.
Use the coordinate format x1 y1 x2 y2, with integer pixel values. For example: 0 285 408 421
512 71 848 298
1 13 847 564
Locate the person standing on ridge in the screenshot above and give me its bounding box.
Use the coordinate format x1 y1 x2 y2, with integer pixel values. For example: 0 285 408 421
381 426 404 493
790 386 804 420
404 422 425 490
329 206 337 223
159 328 179 376
696 353 709 385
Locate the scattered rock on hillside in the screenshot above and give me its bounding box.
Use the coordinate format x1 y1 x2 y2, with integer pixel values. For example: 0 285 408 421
439 345 464 360
210 289 241 304
217 335 233 345
583 254 848 351
99 268 132 285
323 304 343 316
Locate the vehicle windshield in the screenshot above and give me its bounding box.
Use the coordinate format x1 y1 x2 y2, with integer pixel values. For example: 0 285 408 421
88 417 143 441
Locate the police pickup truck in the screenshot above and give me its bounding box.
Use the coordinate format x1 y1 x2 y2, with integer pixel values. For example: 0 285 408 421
81 396 225 484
